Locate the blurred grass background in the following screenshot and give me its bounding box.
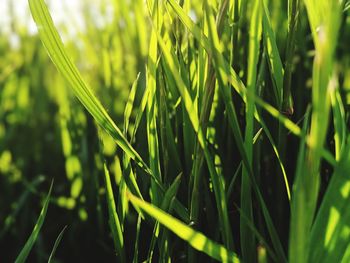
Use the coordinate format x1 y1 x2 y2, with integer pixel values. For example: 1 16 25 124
0 0 147 261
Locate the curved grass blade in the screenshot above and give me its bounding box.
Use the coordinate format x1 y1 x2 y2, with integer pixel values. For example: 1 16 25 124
48 225 67 263
127 192 240 263
28 0 149 172
15 182 53 263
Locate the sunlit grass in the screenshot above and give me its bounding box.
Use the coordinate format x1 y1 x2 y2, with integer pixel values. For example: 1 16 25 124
0 0 349 262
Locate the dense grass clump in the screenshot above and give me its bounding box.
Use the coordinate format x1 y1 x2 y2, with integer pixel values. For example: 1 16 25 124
1 0 350 262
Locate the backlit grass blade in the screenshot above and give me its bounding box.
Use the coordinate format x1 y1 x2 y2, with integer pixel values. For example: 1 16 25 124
289 1 343 262
258 116 291 200
262 0 283 108
15 182 53 263
158 76 182 177
309 136 350 263
204 2 286 261
288 107 311 263
103 163 126 263
124 73 140 136
331 86 346 160
188 2 227 251
132 214 142 263
165 0 296 142
240 0 262 261
147 0 162 205
204 0 253 179
166 0 336 167
146 174 182 262
131 77 151 142
127 192 240 263
47 225 67 263
153 19 234 249
28 0 148 172
282 0 301 115
341 245 350 263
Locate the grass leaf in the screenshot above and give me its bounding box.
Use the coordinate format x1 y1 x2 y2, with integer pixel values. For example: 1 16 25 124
15 182 53 263
28 0 149 172
47 225 67 263
127 192 240 263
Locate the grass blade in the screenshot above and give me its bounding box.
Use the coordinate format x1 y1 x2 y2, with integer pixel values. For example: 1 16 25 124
309 136 350 263
103 163 126 262
288 107 311 263
153 16 234 249
15 182 53 263
47 225 67 263
262 1 283 108
124 73 140 136
240 0 262 261
146 0 162 205
127 192 240 263
28 0 149 172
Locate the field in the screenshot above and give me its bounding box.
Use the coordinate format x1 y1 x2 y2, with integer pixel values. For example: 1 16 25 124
1 0 350 262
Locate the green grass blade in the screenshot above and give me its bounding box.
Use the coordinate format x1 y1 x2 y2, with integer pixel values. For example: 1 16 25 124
204 0 253 180
103 163 126 262
262 1 283 108
132 214 142 263
146 0 162 205
47 225 67 263
127 192 240 263
241 0 262 261
282 0 301 115
289 1 343 261
28 0 148 172
146 174 182 262
288 107 311 263
331 87 346 160
341 244 350 263
308 136 350 263
153 18 234 248
236 206 278 262
131 77 151 142
158 76 182 177
124 73 140 136
0 176 45 239
172 1 335 168
204 2 286 260
15 182 53 263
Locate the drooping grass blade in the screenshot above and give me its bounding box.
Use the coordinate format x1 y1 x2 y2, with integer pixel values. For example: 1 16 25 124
28 0 149 172
127 192 240 263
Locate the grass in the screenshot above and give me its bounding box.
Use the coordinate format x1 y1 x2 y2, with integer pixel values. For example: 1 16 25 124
0 0 349 262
